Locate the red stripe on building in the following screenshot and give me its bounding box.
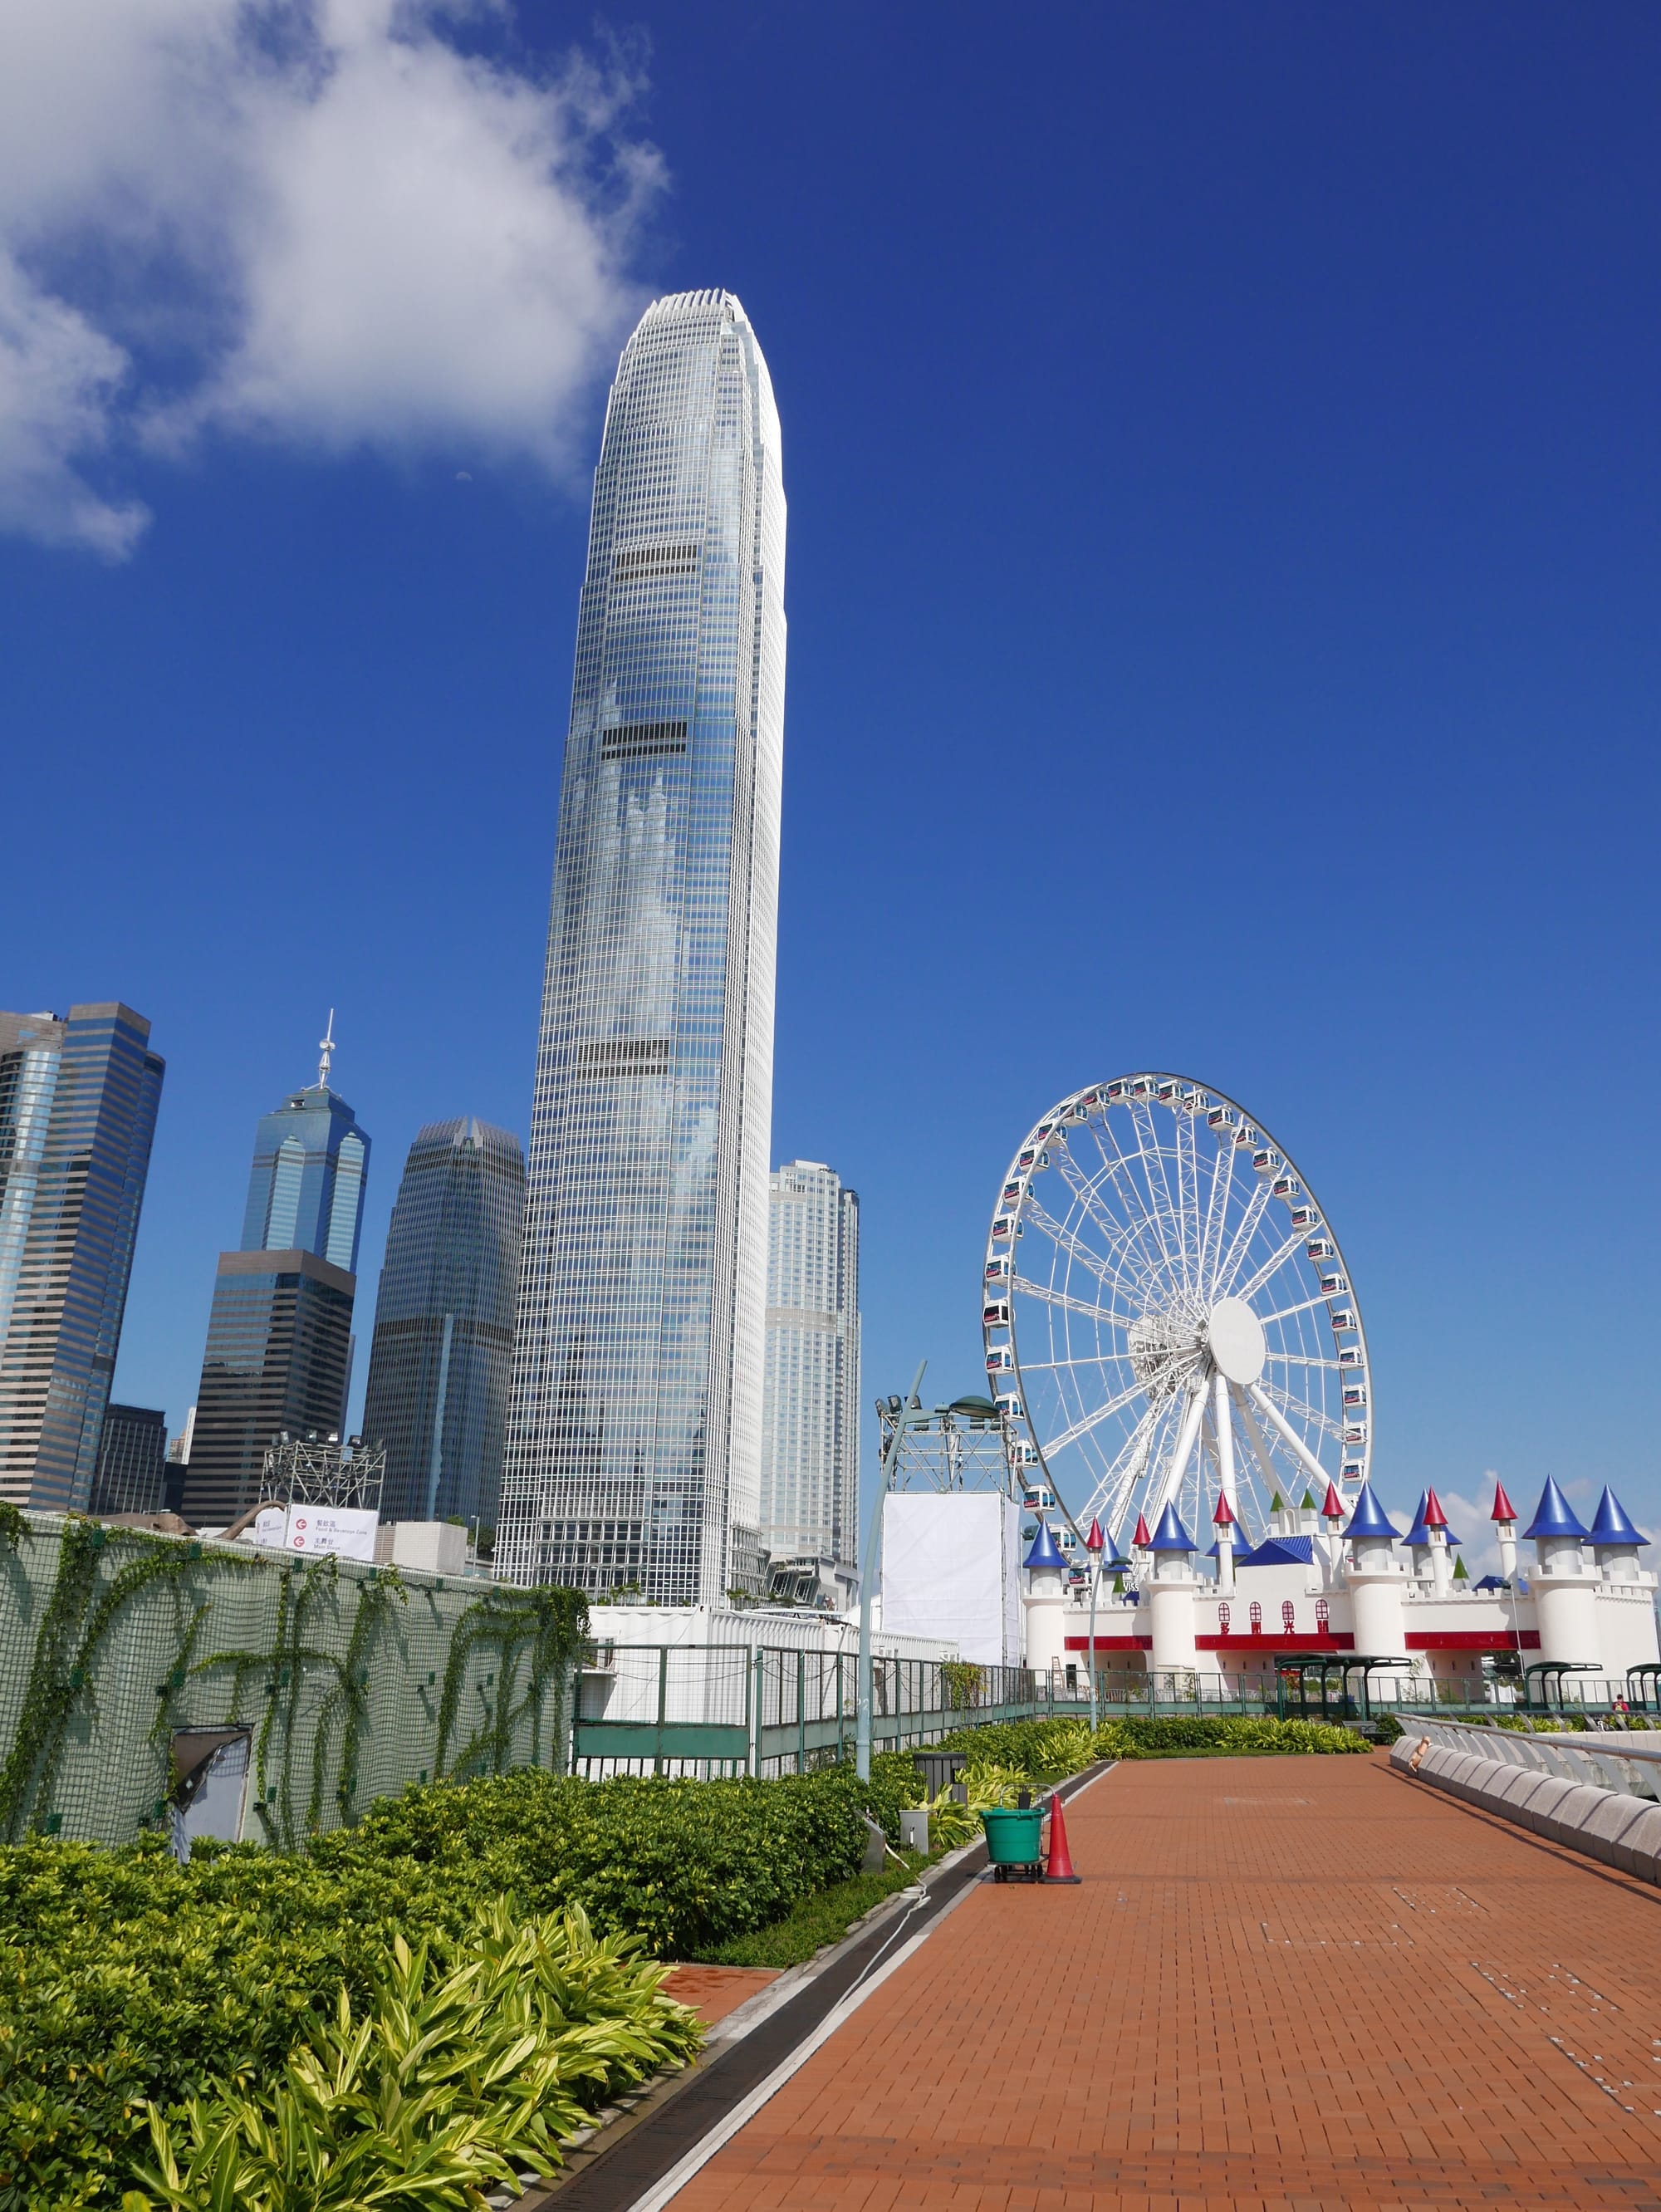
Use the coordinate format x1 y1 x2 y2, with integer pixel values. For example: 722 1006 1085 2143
1404 1630 1540 1651
1196 1632 1355 1652
1063 1635 1153 1652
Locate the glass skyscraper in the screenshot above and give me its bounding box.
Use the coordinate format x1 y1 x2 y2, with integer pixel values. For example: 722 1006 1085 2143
0 1004 164 1509
761 1163 860 1573
182 1046 370 1528
499 290 786 1604
89 1401 169 1516
360 1118 525 1532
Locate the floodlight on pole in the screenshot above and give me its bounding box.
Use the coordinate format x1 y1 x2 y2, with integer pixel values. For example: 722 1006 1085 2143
856 1359 926 1781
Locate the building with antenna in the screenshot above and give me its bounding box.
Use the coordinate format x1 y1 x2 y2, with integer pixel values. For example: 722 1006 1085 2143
360 1117 524 1533
181 1020 371 1530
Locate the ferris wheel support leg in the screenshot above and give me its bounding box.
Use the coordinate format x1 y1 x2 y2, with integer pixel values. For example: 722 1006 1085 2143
1212 1371 1238 1527
1148 1380 1208 1524
1244 1380 1331 1495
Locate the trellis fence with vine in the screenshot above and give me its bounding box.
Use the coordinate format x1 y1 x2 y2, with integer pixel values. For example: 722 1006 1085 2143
0 1507 586 1847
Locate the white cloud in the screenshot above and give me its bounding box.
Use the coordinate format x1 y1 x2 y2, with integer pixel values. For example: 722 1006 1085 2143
0 0 662 557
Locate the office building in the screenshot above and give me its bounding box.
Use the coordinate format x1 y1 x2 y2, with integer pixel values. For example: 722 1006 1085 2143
89 1401 169 1516
500 290 786 1603
360 1118 524 1531
0 1004 164 1508
761 1162 860 1574
182 1032 370 1528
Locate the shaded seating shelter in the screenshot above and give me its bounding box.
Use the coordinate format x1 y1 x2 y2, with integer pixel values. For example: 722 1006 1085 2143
1521 1659 1601 1712
1274 1653 1403 1722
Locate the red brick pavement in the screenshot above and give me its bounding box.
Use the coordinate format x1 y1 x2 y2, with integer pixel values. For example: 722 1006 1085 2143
670 1753 1661 2210
662 1963 780 2025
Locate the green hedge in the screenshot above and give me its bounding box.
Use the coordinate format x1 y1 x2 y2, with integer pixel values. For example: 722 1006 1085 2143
1092 1714 1374 1757
0 1763 908 2208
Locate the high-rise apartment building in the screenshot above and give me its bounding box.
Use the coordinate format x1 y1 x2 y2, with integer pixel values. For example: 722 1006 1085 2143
89 1402 169 1516
182 1036 370 1528
361 1118 524 1532
761 1163 860 1573
0 1004 164 1508
500 291 786 1603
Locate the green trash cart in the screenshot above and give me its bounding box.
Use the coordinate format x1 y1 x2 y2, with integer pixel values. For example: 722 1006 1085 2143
980 1803 1045 1882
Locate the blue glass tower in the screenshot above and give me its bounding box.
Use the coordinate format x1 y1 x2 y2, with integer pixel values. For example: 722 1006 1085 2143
182 1027 371 1528
0 1003 164 1509
500 291 786 1603
361 1118 525 1532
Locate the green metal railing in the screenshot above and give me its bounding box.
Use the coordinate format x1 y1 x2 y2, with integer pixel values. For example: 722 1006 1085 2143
571 1644 1047 1778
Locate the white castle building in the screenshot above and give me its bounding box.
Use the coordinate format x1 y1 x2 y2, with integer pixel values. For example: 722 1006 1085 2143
1022 1477 1659 1695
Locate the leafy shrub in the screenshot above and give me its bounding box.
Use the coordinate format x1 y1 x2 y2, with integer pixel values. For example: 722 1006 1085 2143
933 1718 1095 1779
0 1762 905 2208
127 1901 698 2212
1092 1715 1372 1758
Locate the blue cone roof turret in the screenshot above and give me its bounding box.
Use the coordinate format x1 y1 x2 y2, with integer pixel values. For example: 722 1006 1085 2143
1341 1481 1399 1543
1024 1519 1067 1572
1587 1486 1649 1547
1523 1476 1588 1541
1147 1501 1196 1553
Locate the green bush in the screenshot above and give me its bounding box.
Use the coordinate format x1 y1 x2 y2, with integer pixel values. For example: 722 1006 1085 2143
0 1762 907 2208
932 1718 1095 1779
1093 1714 1373 1758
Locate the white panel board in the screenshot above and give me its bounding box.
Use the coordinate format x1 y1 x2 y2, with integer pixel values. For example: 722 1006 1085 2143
283 1505 379 1561
880 1492 1022 1667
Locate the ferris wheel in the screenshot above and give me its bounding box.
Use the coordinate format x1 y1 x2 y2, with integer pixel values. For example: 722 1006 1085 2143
982 1074 1371 1552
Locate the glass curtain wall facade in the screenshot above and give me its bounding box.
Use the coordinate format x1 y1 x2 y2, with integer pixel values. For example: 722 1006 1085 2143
0 1004 164 1509
500 290 786 1603
761 1163 860 1570
89 1402 169 1516
182 1070 370 1529
361 1118 525 1533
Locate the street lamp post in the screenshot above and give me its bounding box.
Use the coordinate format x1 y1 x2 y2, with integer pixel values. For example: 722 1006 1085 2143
1083 1515 1105 1730
855 1361 928 1780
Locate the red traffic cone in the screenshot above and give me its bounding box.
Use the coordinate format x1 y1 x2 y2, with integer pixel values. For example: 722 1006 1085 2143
1044 1788 1081 1884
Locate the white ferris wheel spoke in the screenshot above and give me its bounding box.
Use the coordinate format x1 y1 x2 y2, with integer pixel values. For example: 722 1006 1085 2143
1128 1103 1190 1292
1174 1109 1203 1284
1036 1371 1154 1457
1079 1126 1178 1292
1244 1379 1333 1489
1011 1277 1137 1331
1256 1374 1340 1444
1092 1116 1186 1286
1022 1193 1154 1307
1198 1124 1238 1296
1256 1291 1332 1326
1264 1351 1341 1373
1045 1143 1165 1297
1229 1223 1310 1306
1213 1167 1277 1298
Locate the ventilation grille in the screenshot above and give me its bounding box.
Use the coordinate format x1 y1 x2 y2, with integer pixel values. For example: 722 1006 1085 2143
613 543 698 581
574 1038 672 1079
600 722 688 760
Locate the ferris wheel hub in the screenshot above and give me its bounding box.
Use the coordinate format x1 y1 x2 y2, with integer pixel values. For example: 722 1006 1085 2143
1206 1296 1267 1386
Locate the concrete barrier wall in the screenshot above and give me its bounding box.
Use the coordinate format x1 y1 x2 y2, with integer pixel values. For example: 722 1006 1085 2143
1391 1732 1661 1881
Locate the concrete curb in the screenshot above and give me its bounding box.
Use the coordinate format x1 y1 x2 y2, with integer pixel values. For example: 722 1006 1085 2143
1389 1731 1661 1881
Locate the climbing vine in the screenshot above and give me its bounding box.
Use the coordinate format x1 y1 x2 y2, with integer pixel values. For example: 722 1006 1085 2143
0 1512 588 1847
434 1585 588 1783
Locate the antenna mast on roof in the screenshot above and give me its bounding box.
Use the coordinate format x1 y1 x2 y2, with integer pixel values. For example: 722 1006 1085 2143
317 1009 336 1088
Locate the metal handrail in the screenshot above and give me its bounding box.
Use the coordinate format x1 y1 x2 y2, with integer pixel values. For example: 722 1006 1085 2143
1402 1716 1661 1799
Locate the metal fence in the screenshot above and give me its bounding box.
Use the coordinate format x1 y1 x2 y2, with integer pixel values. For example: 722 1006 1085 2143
573 1644 1046 1777
1399 1714 1661 1800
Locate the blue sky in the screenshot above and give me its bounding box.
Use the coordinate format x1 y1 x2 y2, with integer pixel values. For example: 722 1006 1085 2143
3 2 1658 1550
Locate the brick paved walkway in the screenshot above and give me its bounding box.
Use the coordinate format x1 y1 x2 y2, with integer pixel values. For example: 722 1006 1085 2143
671 1753 1661 2211
662 1964 780 2025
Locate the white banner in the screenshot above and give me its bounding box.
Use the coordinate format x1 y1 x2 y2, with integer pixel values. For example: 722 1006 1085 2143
283 1505 378 1561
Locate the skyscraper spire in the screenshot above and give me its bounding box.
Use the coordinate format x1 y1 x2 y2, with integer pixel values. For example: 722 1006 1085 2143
317 1008 336 1089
